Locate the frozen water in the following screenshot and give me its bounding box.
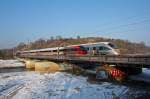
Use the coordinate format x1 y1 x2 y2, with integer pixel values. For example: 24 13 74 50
0 71 149 99
0 72 128 99
0 60 25 68
0 60 150 99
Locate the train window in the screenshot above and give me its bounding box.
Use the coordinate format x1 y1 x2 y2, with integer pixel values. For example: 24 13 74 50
99 46 103 50
93 47 96 50
53 50 57 52
66 48 71 51
108 43 117 48
66 48 76 51
103 46 110 50
86 47 89 50
59 49 64 52
72 48 77 51
63 49 67 51
99 46 110 50
80 46 86 50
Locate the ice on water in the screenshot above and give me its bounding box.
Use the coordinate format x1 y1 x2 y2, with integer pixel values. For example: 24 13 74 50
0 60 150 99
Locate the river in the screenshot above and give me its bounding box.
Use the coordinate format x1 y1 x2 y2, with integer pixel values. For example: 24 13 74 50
0 60 150 99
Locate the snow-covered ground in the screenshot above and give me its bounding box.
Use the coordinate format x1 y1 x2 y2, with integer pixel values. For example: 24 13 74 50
0 60 150 99
0 60 25 68
0 71 148 99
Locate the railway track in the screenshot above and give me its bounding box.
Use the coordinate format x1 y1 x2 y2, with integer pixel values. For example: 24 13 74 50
0 84 24 99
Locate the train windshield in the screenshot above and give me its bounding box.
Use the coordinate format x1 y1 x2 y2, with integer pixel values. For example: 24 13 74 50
108 43 118 49
80 46 87 51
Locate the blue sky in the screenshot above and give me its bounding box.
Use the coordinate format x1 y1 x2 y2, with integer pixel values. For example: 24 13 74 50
0 0 150 49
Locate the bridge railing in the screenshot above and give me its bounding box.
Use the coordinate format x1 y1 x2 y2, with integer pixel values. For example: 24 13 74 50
19 54 150 67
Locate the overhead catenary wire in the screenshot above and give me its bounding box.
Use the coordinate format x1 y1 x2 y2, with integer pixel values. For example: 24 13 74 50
85 18 150 36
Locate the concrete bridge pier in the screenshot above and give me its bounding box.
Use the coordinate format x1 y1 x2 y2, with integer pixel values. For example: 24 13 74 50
27 60 72 72
23 60 76 72
25 60 36 69
34 61 60 72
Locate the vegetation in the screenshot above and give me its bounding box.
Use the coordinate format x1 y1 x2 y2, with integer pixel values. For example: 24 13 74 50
0 36 150 59
0 49 14 59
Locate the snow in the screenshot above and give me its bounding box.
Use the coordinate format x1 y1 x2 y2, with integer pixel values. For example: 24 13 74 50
0 72 129 99
0 60 25 68
0 60 150 99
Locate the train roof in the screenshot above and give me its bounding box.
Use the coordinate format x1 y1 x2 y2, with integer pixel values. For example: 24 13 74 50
19 42 113 53
67 42 112 47
80 42 111 46
21 47 65 53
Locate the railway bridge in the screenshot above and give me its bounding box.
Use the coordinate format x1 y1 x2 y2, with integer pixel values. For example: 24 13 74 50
17 54 150 82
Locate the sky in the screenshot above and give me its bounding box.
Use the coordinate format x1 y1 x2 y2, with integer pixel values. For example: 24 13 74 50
0 0 150 49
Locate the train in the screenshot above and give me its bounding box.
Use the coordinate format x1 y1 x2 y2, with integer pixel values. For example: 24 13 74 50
79 42 120 55
16 42 120 57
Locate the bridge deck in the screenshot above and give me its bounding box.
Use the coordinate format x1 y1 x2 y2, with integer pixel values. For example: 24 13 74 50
19 54 150 68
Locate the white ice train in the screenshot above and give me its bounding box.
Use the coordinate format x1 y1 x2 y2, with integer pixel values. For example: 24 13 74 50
79 42 120 55
16 42 120 57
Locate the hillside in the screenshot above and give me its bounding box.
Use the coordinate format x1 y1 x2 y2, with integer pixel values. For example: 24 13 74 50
0 36 150 59
15 37 150 54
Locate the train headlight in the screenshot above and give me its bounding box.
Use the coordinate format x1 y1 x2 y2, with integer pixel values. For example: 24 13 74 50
114 49 120 55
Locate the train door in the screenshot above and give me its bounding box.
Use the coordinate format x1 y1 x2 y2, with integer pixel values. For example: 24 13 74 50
98 46 110 55
86 47 93 55
86 47 90 55
92 47 99 55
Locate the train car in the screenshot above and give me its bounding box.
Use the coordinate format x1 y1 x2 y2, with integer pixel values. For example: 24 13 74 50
64 45 87 56
16 47 65 57
79 42 120 55
35 47 65 56
16 45 87 57
16 42 119 57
